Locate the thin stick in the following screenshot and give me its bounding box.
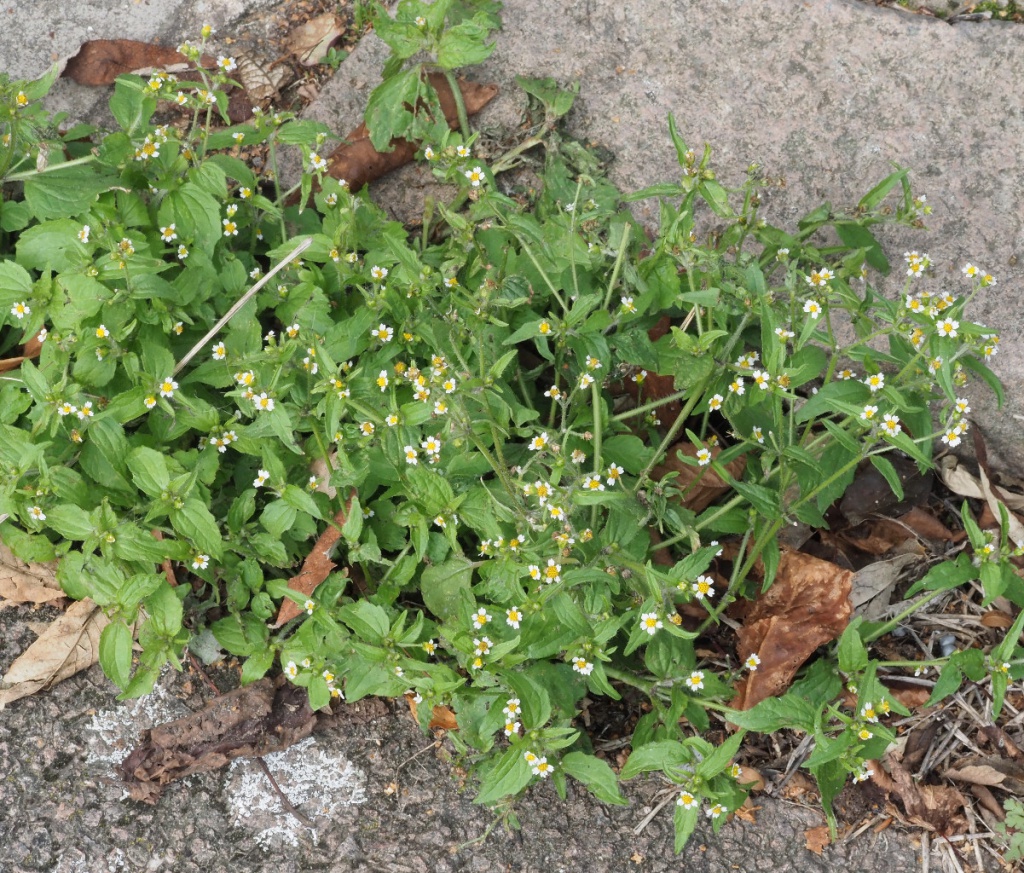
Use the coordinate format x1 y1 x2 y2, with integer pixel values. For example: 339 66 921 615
921 831 929 873
395 740 440 775
256 757 315 828
173 236 313 375
633 787 677 836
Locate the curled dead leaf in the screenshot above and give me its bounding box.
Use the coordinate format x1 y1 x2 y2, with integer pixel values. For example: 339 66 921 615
286 13 344 66
653 441 746 514
0 599 108 709
272 493 356 628
937 454 1024 511
119 677 316 804
944 757 1024 795
731 549 852 710
0 542 61 606
0 333 43 374
851 553 920 621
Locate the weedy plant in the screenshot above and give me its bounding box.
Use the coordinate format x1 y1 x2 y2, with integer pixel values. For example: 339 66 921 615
1 0 1022 851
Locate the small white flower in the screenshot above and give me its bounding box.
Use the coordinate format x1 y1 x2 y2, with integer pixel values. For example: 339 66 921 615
640 612 662 635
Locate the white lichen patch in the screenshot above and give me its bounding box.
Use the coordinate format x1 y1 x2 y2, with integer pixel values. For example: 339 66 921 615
83 675 190 767
225 735 367 849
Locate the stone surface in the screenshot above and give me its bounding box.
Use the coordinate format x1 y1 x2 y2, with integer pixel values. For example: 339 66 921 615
307 0 1024 476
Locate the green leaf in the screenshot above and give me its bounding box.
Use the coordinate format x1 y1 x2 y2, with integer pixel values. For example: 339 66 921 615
23 163 117 220
905 553 975 597
46 504 95 540
99 621 133 688
127 446 170 498
673 802 701 854
504 670 552 729
837 619 869 674
726 694 819 733
241 648 274 684
437 17 497 69
0 260 33 300
144 581 183 638
834 221 888 275
260 499 297 538
159 183 222 253
869 454 904 502
364 68 420 152
281 484 324 520
474 745 533 806
109 77 156 135
858 167 907 212
561 752 627 805
338 600 391 643
620 740 690 779
16 219 89 272
404 465 455 516
421 558 474 624
515 75 578 120
169 498 222 556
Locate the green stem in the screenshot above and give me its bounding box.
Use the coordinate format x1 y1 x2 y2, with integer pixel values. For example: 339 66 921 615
6 154 96 181
512 235 568 313
601 223 632 312
590 378 603 529
443 70 471 141
491 137 544 175
610 388 690 423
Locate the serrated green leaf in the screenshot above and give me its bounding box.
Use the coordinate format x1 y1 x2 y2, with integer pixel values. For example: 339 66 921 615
421 558 474 624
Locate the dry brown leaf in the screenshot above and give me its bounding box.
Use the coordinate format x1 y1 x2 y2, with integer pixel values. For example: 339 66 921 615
737 765 766 792
732 799 760 823
780 771 817 801
406 695 459 731
272 493 356 627
851 553 920 621
232 51 289 108
63 40 256 123
63 39 208 85
320 74 498 195
0 333 43 374
0 599 108 709
837 518 912 557
872 752 966 833
731 549 852 710
120 677 316 804
944 757 1024 794
286 13 344 66
804 824 831 855
981 610 1014 629
897 506 959 542
0 542 62 605
654 441 746 514
937 455 1024 511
